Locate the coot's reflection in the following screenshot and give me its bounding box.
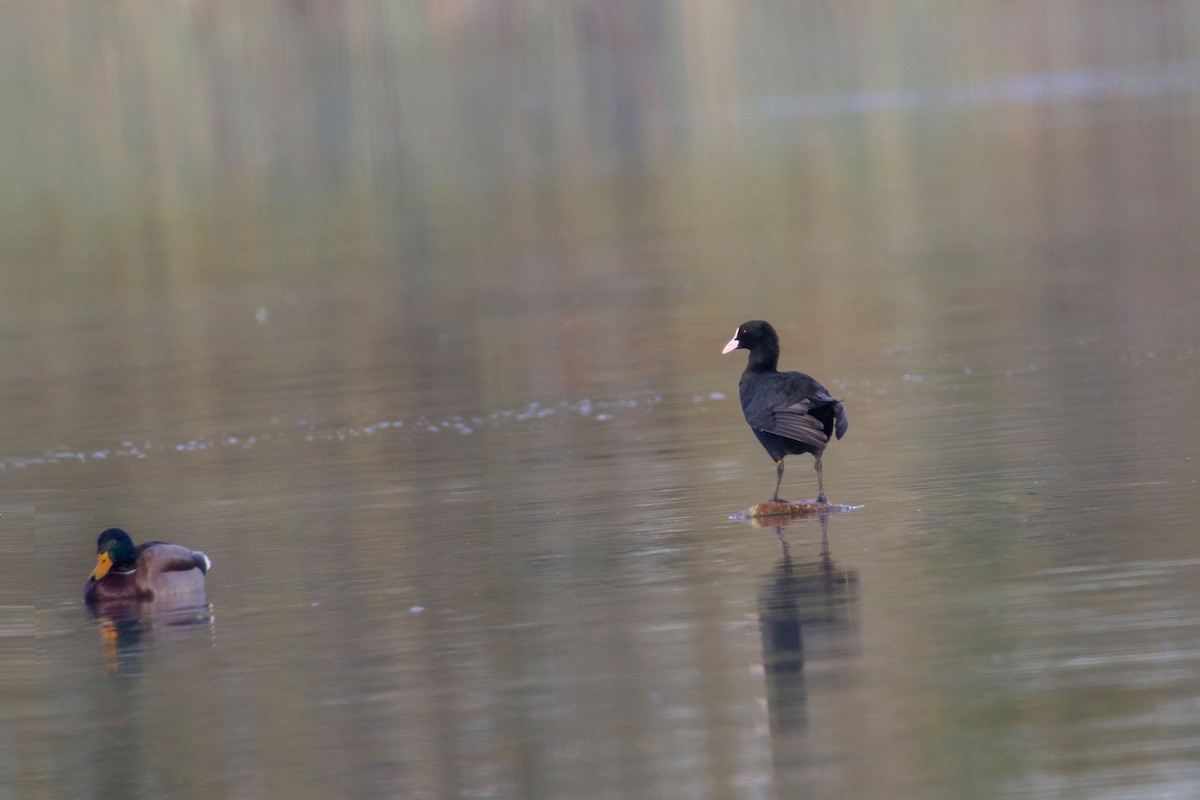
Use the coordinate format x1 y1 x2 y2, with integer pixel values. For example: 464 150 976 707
756 512 859 737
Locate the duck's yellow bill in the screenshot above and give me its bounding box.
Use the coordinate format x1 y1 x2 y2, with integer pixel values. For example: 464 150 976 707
91 552 113 581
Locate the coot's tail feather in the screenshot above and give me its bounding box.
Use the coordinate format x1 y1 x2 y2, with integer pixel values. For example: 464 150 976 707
834 402 848 440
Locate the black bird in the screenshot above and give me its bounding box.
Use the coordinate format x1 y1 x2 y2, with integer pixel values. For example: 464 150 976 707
723 320 848 503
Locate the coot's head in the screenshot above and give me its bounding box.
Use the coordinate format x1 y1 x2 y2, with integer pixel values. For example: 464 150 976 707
722 320 778 355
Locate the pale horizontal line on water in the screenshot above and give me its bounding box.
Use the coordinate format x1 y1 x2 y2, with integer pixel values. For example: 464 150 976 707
749 61 1200 119
1060 649 1200 671
1032 557 1200 577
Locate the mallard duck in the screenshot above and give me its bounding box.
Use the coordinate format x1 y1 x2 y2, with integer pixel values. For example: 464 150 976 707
84 527 211 605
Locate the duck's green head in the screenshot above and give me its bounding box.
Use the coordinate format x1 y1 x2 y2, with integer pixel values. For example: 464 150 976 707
91 528 137 580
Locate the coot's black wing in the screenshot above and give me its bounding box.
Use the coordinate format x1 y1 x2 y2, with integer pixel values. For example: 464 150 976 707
746 399 831 449
742 371 845 448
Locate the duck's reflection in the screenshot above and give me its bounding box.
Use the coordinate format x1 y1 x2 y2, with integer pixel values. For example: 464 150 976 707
756 511 859 739
86 597 214 674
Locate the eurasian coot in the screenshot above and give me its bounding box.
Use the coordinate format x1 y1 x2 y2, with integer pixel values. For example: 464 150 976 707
723 320 848 503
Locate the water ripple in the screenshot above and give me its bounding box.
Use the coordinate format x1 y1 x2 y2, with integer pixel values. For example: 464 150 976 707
0 391 702 471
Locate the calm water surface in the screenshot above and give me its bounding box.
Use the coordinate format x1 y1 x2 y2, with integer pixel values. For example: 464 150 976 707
8 4 1200 799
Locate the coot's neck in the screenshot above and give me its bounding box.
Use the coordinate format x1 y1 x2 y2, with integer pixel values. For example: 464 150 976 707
746 339 779 373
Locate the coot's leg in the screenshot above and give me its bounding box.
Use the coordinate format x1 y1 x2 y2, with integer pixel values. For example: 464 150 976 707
770 458 785 503
814 455 827 503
